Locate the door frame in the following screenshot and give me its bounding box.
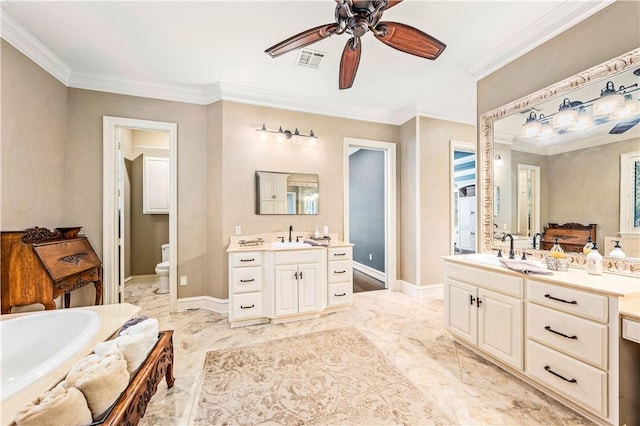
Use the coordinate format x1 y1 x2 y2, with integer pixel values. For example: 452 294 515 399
450 140 476 254
516 163 540 237
343 137 397 290
103 116 177 311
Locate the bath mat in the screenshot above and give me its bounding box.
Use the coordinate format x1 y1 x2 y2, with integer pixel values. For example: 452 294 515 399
193 327 452 425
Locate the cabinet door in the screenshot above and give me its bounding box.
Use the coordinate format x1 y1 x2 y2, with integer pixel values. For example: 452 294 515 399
458 228 475 251
298 263 322 313
143 156 170 214
445 278 477 345
458 197 475 228
275 265 298 316
477 288 523 370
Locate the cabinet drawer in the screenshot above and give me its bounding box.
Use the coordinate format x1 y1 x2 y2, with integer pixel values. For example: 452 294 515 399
622 318 640 344
328 247 352 260
232 293 263 320
275 249 321 265
527 280 608 323
328 260 352 283
231 266 262 294
527 303 607 369
328 283 353 307
231 252 262 267
527 340 607 416
445 263 523 298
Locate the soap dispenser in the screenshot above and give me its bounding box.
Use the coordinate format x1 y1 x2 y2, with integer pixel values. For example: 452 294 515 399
609 240 626 259
550 238 565 258
586 242 603 275
582 236 593 255
314 226 320 239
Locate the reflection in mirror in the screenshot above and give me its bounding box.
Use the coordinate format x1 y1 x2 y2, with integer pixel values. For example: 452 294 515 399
479 49 640 263
255 171 318 215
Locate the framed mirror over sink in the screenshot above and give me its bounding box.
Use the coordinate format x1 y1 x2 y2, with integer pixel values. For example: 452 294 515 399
479 48 640 271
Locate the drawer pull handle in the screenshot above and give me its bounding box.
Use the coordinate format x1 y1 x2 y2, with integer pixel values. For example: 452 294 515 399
240 304 255 309
544 294 577 305
240 258 255 263
544 365 577 383
334 293 347 297
334 270 347 274
240 278 255 283
544 326 577 340
333 253 346 257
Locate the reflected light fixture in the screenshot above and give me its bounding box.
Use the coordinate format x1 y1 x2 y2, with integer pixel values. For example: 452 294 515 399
592 81 625 116
494 154 504 167
610 90 640 120
568 106 593 131
552 98 580 128
520 112 541 138
256 124 318 145
538 115 555 139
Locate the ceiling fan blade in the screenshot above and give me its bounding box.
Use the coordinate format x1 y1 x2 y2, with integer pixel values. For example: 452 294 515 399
374 21 446 60
339 37 361 90
382 0 403 10
265 23 339 58
609 116 640 134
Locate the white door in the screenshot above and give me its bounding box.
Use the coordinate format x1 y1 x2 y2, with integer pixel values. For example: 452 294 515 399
477 288 523 369
275 265 298 316
445 279 477 344
298 263 321 313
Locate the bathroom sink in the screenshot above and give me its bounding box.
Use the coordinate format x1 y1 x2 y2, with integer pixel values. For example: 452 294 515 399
0 309 101 401
461 253 503 267
271 241 312 248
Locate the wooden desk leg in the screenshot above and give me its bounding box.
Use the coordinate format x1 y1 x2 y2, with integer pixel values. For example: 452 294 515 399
166 333 176 388
94 279 103 305
64 292 71 309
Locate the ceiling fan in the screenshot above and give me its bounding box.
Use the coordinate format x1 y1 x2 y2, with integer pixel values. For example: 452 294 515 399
265 0 446 89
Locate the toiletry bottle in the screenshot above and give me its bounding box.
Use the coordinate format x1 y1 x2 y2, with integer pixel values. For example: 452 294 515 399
582 237 593 255
323 225 329 237
586 242 603 275
550 238 565 258
314 226 320 239
609 240 626 259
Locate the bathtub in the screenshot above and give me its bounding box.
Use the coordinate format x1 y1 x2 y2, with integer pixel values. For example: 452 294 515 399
0 309 101 401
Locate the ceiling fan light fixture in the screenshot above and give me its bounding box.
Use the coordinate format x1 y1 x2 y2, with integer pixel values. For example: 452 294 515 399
593 81 625 116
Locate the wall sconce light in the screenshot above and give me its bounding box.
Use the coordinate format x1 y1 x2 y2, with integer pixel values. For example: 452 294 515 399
610 90 640 120
257 124 318 145
494 154 504 167
593 81 625 116
521 112 541 138
552 98 581 128
568 106 593 131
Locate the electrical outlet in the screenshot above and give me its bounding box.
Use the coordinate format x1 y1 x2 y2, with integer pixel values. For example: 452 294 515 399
235 226 242 235
180 276 188 286
369 253 373 260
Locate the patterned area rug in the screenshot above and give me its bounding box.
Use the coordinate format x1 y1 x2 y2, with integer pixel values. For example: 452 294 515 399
193 327 453 425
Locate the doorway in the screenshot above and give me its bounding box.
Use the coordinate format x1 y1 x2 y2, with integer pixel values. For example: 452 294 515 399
450 140 476 255
103 117 177 312
516 164 540 237
344 137 396 291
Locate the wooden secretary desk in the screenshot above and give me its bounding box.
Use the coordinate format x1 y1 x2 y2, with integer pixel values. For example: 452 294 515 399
1 226 102 314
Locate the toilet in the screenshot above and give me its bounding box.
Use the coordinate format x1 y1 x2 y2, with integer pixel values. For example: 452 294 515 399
155 243 170 294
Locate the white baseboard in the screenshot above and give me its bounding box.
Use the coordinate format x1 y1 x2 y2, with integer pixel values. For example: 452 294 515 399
395 280 443 298
176 296 229 314
128 274 159 285
352 261 386 283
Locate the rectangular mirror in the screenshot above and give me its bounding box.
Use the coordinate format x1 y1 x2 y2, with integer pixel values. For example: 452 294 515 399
256 171 318 215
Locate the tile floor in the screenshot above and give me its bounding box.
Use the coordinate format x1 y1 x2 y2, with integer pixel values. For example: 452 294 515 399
125 282 593 426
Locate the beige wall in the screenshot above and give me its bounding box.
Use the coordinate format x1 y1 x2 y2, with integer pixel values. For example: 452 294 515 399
418 117 476 286
1 41 68 230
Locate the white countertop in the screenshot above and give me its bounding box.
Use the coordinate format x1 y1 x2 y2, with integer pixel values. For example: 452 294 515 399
0 303 140 426
227 232 353 253
620 293 640 321
443 254 640 298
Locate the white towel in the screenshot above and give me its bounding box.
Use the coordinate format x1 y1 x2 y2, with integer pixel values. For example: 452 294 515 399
64 349 130 420
119 318 158 340
94 333 154 374
15 383 92 426
499 258 553 275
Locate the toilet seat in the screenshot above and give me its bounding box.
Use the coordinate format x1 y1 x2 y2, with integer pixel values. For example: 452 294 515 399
155 261 170 272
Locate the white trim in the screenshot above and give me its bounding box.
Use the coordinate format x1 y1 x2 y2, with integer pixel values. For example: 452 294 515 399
343 137 397 293
516 164 541 236
620 151 640 237
396 280 444 298
415 119 421 286
450 140 477 254
126 275 159 285
103 117 178 312
352 261 385 284
176 296 229 314
469 1 614 80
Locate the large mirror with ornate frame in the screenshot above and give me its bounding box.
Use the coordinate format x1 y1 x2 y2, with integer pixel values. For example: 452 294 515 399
479 48 640 273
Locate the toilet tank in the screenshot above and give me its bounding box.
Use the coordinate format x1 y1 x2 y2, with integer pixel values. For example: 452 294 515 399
161 243 170 262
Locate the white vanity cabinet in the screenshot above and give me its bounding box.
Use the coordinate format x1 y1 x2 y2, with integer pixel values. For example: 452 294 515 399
444 262 524 369
229 252 263 322
274 250 323 317
327 247 353 307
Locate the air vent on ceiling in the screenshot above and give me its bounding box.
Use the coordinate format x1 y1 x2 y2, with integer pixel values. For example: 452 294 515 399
296 49 325 69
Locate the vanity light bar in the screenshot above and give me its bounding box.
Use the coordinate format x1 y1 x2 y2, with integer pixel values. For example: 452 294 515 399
257 124 318 145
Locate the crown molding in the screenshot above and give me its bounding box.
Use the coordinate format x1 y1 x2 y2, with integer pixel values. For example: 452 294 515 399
1 9 71 84
469 0 615 81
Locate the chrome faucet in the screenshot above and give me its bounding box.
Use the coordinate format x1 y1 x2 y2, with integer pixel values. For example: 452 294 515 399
532 233 543 250
502 233 515 259
288 225 293 243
